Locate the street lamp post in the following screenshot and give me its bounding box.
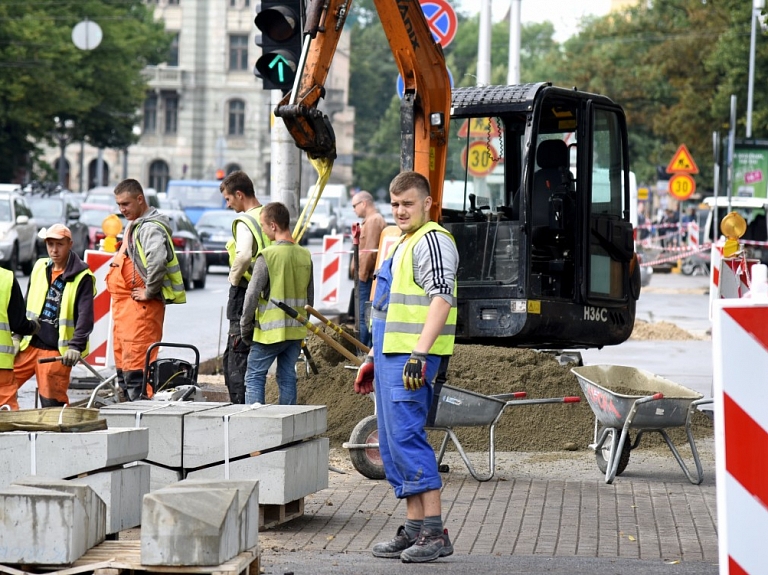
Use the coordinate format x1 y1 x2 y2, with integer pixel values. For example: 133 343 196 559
747 0 765 138
53 117 75 188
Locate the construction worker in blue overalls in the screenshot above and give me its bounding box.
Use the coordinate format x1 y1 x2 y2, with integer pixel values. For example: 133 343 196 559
354 171 459 564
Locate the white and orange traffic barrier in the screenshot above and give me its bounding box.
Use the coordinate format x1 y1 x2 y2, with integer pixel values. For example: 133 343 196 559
709 240 759 319
713 265 768 575
84 249 115 368
320 234 344 305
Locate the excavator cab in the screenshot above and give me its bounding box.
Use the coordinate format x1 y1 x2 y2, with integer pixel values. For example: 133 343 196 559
441 83 637 348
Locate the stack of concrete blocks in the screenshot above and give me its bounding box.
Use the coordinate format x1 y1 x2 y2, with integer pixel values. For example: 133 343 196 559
99 401 329 508
140 479 258 566
0 427 149 566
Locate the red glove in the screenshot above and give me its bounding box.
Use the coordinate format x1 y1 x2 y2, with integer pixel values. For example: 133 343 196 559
354 356 375 394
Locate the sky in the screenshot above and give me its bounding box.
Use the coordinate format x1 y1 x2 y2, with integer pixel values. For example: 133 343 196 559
454 0 613 43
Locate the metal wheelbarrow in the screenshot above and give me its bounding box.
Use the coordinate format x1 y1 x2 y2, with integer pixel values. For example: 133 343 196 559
344 383 580 482
571 365 713 485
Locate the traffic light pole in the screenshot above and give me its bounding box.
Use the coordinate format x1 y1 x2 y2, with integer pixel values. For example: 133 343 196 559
271 89 302 221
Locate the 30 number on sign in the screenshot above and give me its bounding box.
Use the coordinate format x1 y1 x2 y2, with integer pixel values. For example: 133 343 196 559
461 141 499 178
668 173 696 200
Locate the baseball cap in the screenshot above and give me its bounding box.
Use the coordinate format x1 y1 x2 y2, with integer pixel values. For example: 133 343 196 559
42 224 72 240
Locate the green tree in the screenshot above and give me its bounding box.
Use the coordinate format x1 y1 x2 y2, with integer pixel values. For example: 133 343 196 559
0 0 170 182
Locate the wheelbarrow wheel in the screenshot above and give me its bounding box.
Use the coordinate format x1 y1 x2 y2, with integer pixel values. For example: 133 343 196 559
348 415 385 480
595 427 631 476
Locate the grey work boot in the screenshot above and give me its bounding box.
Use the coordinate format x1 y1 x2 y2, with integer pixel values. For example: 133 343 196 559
371 526 416 559
123 370 147 401
400 527 453 563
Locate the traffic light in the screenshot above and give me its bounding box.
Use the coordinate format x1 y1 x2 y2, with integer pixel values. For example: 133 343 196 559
254 0 302 92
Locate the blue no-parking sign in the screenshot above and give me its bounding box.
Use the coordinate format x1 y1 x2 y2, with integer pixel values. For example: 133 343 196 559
420 0 458 48
397 68 454 100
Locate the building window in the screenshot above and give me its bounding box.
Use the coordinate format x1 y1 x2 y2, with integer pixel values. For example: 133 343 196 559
168 33 179 66
228 99 245 136
167 0 179 5
149 160 170 193
164 92 178 134
143 94 157 133
229 35 248 71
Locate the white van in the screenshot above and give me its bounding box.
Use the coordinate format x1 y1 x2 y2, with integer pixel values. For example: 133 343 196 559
306 183 348 210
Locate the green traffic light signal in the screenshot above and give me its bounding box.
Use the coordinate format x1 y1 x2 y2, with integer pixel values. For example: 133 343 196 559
254 0 302 92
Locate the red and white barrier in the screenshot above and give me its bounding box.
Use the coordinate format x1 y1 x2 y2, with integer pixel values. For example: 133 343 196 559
713 290 768 575
709 241 759 320
320 234 344 305
688 221 699 250
84 249 114 368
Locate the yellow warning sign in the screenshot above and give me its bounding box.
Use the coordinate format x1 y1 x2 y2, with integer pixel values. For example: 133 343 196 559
457 117 502 138
666 144 699 175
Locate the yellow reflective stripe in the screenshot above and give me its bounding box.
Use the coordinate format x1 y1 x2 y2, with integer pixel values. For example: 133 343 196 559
383 321 456 336
389 293 432 306
0 322 9 331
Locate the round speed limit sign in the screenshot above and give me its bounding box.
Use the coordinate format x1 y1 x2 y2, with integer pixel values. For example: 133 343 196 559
461 141 499 178
668 173 696 200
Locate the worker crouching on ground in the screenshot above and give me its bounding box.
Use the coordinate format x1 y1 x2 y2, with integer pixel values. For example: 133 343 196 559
107 179 186 401
354 171 459 563
12 224 95 408
240 202 314 405
220 171 270 404
0 268 40 409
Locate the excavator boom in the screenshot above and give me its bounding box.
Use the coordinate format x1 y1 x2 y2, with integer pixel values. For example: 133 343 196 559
275 0 450 220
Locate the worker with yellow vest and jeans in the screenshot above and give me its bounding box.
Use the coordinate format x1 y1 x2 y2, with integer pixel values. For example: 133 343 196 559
13 224 95 408
220 171 270 403
0 267 40 409
107 179 186 401
240 202 313 405
354 171 459 564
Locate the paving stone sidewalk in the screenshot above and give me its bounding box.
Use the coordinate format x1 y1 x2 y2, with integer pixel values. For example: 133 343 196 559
258 442 718 569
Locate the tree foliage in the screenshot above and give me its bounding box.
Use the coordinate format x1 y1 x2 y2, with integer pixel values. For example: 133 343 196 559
0 0 170 182
347 0 768 194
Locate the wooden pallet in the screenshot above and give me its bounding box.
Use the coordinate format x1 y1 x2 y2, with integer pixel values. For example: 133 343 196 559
0 541 259 575
259 497 304 530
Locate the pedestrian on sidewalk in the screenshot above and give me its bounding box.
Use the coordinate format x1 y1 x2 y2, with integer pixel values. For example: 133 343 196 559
240 202 314 405
220 171 270 403
107 179 186 401
12 224 95 408
349 190 387 348
354 171 459 563
0 268 40 409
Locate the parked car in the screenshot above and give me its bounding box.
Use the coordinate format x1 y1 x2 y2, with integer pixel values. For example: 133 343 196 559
85 186 159 209
27 195 89 258
159 209 208 290
337 205 357 235
81 203 126 250
195 209 238 270
301 199 339 239
0 190 37 275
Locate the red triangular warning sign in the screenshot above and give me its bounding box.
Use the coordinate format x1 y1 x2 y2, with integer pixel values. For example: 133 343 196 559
666 144 699 175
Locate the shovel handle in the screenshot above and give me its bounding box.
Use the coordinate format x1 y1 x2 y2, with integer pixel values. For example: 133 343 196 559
272 299 362 366
304 305 370 353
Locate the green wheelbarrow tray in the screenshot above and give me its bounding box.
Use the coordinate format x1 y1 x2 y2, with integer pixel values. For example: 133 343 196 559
571 365 713 485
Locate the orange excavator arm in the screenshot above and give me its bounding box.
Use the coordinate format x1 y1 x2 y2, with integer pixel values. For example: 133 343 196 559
275 0 450 221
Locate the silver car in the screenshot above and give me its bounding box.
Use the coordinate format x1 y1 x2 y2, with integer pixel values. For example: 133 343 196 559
0 190 37 275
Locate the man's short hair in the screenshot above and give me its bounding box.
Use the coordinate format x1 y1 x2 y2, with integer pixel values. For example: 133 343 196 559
389 171 430 199
114 179 144 197
220 171 255 198
353 190 374 205
261 202 290 231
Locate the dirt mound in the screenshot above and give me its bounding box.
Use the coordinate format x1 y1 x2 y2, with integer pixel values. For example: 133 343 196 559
630 320 702 341
273 332 713 453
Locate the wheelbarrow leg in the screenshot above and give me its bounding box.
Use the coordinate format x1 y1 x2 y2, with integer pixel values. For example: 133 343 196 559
659 397 714 485
431 426 497 482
